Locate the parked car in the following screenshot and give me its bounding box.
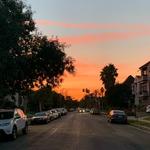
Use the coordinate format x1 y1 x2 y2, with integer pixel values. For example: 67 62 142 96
0 108 28 140
85 108 90 112
62 108 67 115
31 111 50 124
56 108 62 117
56 108 67 116
50 109 59 119
146 105 150 113
107 110 127 124
47 110 54 121
90 108 100 115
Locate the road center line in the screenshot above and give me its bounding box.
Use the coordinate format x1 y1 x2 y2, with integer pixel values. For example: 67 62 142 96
50 128 58 136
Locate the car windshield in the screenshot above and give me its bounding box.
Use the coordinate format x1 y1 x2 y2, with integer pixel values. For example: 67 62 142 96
0 111 14 120
35 112 46 116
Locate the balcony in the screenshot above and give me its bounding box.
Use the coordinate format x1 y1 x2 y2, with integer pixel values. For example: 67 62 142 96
138 76 150 83
141 76 148 81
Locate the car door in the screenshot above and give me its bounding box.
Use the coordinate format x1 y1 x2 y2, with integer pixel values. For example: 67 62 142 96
14 110 22 131
15 109 26 130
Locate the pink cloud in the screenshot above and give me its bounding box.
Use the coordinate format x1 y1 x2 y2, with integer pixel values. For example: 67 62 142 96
36 19 150 31
59 31 150 44
37 19 150 44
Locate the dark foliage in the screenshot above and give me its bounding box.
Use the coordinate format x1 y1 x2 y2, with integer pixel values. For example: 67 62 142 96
100 64 118 92
0 0 75 99
106 83 134 109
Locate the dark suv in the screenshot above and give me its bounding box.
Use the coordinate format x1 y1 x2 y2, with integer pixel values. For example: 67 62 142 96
107 110 127 124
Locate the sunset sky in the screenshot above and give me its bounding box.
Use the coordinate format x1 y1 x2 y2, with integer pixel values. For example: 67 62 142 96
27 0 150 100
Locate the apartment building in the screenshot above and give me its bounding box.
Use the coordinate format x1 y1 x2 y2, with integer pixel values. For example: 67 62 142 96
132 61 150 106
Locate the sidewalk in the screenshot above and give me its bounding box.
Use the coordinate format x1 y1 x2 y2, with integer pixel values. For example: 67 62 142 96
128 115 150 132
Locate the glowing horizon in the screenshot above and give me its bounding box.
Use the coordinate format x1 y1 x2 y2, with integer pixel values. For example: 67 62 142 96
27 0 150 100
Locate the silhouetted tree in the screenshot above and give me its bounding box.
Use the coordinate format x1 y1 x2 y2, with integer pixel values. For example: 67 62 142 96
80 93 98 108
106 83 133 109
100 64 118 93
0 0 75 100
65 96 79 109
28 87 65 112
0 0 35 97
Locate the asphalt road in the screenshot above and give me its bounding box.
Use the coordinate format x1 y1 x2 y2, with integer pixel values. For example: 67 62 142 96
0 112 150 150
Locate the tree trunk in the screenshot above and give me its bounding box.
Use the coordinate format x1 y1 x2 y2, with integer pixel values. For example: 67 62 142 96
39 100 42 112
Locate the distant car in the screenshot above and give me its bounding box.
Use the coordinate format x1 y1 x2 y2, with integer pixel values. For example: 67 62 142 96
146 105 150 113
85 108 90 112
78 108 85 113
107 110 127 124
0 108 28 140
31 112 50 124
90 108 100 115
69 108 76 112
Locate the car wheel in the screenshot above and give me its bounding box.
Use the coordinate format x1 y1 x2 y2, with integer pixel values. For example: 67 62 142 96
22 123 28 135
11 127 17 140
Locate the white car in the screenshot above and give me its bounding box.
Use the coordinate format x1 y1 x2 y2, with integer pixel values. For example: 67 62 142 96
56 108 67 116
31 111 50 124
146 105 150 113
50 109 59 119
0 108 28 140
62 108 67 115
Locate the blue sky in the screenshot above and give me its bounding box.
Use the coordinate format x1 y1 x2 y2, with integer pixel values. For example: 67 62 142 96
27 0 150 23
26 0 150 99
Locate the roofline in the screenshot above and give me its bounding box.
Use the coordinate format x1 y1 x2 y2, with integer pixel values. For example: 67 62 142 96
139 61 150 70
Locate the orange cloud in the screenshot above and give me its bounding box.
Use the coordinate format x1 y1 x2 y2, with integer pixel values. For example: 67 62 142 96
56 61 139 100
55 61 101 99
36 19 150 31
59 32 150 44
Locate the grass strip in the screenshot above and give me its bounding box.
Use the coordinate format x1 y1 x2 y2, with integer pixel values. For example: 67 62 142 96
143 117 150 121
129 120 150 128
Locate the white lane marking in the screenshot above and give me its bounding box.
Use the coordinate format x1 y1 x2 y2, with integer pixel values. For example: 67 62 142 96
50 128 58 136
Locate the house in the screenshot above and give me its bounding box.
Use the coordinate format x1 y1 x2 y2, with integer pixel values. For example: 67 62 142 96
4 93 27 108
132 61 150 107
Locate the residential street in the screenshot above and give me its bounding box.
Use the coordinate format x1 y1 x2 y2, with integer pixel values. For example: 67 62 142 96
0 112 150 150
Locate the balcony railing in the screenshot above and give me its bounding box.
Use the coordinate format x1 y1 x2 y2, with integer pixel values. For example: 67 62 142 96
138 76 150 83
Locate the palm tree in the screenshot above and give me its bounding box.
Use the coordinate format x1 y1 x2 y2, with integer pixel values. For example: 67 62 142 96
100 64 118 92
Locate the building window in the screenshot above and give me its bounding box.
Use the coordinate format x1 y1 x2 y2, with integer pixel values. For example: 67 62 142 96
143 69 147 76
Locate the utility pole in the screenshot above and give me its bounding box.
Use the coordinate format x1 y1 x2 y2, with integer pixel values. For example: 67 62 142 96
100 87 104 111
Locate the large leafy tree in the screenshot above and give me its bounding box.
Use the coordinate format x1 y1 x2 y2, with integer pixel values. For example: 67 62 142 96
0 0 35 97
0 0 75 99
100 64 118 93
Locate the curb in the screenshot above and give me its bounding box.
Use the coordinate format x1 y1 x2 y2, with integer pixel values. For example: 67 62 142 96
129 123 150 132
